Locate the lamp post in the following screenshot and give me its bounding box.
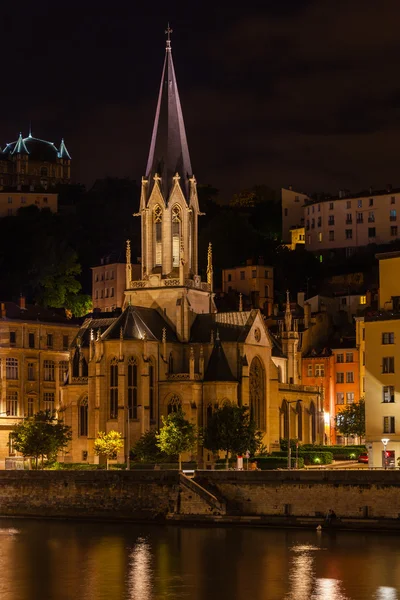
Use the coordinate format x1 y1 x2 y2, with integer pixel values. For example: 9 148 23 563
381 437 389 470
286 400 301 470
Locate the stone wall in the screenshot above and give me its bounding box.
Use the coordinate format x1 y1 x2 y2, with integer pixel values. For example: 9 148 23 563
196 471 400 519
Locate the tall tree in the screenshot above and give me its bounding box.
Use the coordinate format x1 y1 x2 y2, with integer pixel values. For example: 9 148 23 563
156 410 197 470
203 402 263 468
335 399 365 439
94 431 124 468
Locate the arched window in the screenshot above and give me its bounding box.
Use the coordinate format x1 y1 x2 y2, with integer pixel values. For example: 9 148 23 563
167 394 181 414
206 403 213 424
172 205 181 268
297 401 303 441
79 397 88 437
127 357 138 419
310 401 316 443
249 356 265 430
110 358 118 419
281 399 289 440
188 210 193 271
168 352 174 374
149 362 155 422
153 205 163 267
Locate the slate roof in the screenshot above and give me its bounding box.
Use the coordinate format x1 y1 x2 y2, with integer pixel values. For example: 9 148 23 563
204 338 236 382
190 312 255 343
3 134 71 162
0 301 80 325
102 305 177 342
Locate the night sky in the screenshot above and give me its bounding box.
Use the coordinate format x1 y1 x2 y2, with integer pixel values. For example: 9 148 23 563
2 1 400 199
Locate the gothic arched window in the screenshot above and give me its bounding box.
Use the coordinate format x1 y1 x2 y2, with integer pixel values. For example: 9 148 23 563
153 205 163 267
149 361 155 422
281 399 289 440
249 356 265 430
167 394 182 414
172 205 181 268
188 210 193 271
127 357 138 419
310 401 317 443
110 358 119 419
297 401 303 441
79 397 88 437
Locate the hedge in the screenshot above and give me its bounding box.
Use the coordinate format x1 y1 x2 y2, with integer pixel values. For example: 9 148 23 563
271 451 333 465
255 456 305 470
300 445 365 460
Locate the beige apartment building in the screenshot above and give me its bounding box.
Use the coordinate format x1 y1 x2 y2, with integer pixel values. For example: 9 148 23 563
222 262 274 314
0 191 58 217
282 186 400 254
281 187 308 242
92 261 141 312
0 299 79 467
365 251 400 467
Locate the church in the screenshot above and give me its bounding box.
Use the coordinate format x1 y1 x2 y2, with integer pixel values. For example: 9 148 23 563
61 32 324 465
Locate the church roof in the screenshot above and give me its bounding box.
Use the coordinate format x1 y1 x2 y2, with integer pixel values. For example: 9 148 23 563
204 337 236 382
3 133 71 162
102 305 178 342
145 36 192 199
190 311 254 343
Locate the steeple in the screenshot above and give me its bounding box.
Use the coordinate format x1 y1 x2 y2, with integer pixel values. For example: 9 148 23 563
284 290 293 333
12 133 29 155
145 26 192 200
58 138 71 159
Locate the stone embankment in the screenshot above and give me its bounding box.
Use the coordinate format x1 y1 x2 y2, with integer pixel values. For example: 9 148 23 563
1 469 400 530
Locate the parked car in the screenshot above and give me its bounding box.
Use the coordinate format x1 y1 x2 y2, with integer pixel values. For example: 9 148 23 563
358 453 369 464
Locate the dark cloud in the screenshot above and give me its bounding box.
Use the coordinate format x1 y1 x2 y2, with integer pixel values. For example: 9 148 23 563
1 1 400 199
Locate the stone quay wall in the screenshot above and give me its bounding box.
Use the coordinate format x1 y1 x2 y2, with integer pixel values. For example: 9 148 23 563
196 470 400 519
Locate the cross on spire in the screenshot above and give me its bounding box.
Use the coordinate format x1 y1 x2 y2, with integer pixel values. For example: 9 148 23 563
165 23 173 49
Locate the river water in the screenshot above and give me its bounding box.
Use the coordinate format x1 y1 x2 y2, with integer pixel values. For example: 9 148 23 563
0 518 398 600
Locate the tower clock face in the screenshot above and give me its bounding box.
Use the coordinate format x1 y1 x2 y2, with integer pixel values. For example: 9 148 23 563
254 328 261 342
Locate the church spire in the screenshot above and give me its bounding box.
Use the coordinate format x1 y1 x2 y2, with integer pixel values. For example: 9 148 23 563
145 26 192 200
284 289 293 333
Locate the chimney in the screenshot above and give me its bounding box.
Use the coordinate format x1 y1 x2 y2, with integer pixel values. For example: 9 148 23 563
1 302 6 318
304 302 311 329
19 295 26 309
297 292 305 308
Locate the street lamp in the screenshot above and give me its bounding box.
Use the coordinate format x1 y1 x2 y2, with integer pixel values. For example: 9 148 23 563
286 399 302 470
381 438 389 470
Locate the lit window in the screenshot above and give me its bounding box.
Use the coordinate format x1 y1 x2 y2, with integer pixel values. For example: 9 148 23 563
360 295 366 305
382 357 395 373
6 392 18 416
318 232 322 242
336 393 344 405
382 332 395 344
346 392 354 404
383 416 395 433
6 358 18 379
336 372 344 383
346 352 353 362
43 392 55 413
383 386 395 403
43 360 55 381
307 364 313 377
336 354 344 363
346 372 354 383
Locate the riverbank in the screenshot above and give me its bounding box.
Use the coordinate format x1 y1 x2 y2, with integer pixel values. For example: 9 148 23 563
1 469 400 531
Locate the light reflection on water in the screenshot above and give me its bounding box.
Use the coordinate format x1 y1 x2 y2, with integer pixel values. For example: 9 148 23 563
0 520 398 599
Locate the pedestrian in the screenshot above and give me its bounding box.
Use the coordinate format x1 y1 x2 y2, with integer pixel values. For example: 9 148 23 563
325 509 337 524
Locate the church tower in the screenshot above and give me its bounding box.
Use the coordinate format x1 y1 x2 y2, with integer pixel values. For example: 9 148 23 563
126 28 215 340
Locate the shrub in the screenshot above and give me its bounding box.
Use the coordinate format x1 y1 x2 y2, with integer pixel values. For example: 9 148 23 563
271 451 333 465
215 457 305 469
300 445 365 460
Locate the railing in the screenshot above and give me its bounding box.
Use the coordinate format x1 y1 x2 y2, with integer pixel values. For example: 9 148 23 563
166 373 202 381
71 376 88 384
129 278 210 292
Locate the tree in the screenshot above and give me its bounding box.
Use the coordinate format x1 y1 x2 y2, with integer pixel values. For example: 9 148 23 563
335 399 365 439
156 410 197 470
131 430 172 463
11 410 72 469
203 402 263 468
94 431 124 468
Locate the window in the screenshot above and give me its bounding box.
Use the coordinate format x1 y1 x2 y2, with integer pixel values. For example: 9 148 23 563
345 229 353 239
346 392 355 404
101 290 104 299
284 208 288 217
7 197 12 204
264 270 270 278
362 328 365 341
307 364 313 377
43 197 48 204
391 226 398 237
356 212 363 223
383 357 395 373
315 364 325 376
79 398 88 436
312 206 315 213
383 385 395 403
47 333 53 348
368 227 376 238
9 331 16 345
95 274 99 282
149 363 155 421
308 236 311 244
27 397 34 417
265 285 269 299
105 288 109 298
369 198 374 207
336 372 344 383
307 207 310 215
227 273 232 282
28 332 35 348
358 199 362 208
105 271 109 280
391 197 396 204
43 392 55 413
110 287 114 297
306 220 309 231
336 354 344 363
318 232 322 242
240 271 245 280
95 290 98 299
383 416 395 434
295 195 299 202
153 204 163 267
328 215 335 226
252 269 256 278
341 297 347 305
363 351 365 366
168 394 182 415
329 230 334 241
390 209 397 221
62 335 69 350
172 205 181 268
317 217 321 227
43 360 55 381
329 202 334 210
382 332 394 344
368 211 375 223
110 360 118 419
59 361 68 383
311 219 315 229
346 200 351 209
6 358 18 379
346 372 354 383
346 352 353 362
346 214 352 224
6 392 18 416
28 362 35 381
111 270 114 279
336 393 344 405
360 296 366 305
127 358 138 419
